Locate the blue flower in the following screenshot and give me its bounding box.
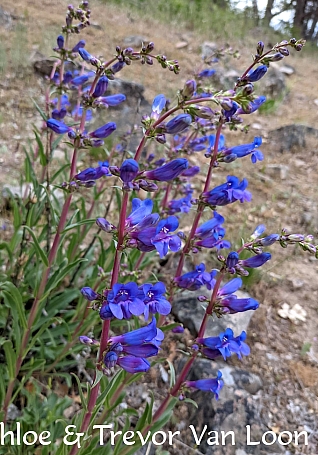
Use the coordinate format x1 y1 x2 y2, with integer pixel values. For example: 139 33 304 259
201 175 252 206
185 371 223 399
198 69 216 78
164 114 192 134
246 65 268 82
198 328 250 360
47 119 70 134
168 194 192 215
81 287 99 301
71 74 90 86
75 164 110 182
104 317 164 373
92 76 108 98
89 122 116 139
72 40 86 53
52 107 67 120
236 96 266 115
240 252 271 268
175 263 217 291
78 48 94 62
222 137 263 163
138 282 171 320
144 159 188 182
57 35 64 49
106 282 145 319
119 159 139 183
151 216 182 258
259 234 280 246
226 252 239 269
94 94 126 107
151 94 166 120
126 199 154 226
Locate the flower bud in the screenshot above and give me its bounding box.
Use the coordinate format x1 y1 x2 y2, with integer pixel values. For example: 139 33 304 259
164 114 192 134
246 65 268 82
172 326 185 333
71 74 90 86
192 105 214 119
264 52 284 62
81 287 99 301
72 40 86 52
279 47 289 56
256 41 264 55
100 303 114 320
259 234 279 246
226 251 239 268
78 47 93 62
182 79 196 99
119 159 139 183
92 76 108 98
47 119 70 134
144 158 188 182
96 218 115 232
57 35 64 49
90 122 116 139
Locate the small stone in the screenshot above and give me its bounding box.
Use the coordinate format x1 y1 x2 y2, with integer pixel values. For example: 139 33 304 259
175 41 188 49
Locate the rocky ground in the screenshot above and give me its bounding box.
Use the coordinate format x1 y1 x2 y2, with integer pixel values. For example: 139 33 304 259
0 1 318 454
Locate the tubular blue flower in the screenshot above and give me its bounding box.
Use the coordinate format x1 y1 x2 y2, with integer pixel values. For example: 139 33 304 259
111 60 126 74
126 199 154 226
96 218 115 232
181 166 200 177
52 107 67 120
109 317 158 345
220 295 259 314
182 79 196 99
78 47 93 62
106 282 145 319
223 137 263 163
92 76 108 98
75 164 110 182
185 371 223 399
168 194 192 215
236 96 266 115
164 114 192 134
99 303 113 320
117 356 150 373
206 134 225 156
259 234 280 246
175 264 217 291
138 282 171 320
81 287 99 301
57 35 64 49
246 65 268 82
240 252 271 268
195 212 225 239
151 94 166 120
72 40 86 53
198 328 250 360
119 159 139 183
201 175 252 206
151 216 182 258
89 122 116 139
251 224 266 239
144 158 188 182
94 94 126 107
198 69 216 78
47 118 71 134
226 252 239 269
71 74 90 86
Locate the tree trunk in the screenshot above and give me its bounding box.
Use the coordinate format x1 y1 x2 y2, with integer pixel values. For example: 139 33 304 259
264 0 275 26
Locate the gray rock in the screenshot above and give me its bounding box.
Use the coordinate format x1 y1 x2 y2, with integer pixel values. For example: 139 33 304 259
268 124 318 153
0 6 13 29
123 35 149 48
201 41 218 59
172 289 256 337
181 359 282 455
259 67 286 98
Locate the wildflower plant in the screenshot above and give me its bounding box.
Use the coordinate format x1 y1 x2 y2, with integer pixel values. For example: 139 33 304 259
0 2 313 454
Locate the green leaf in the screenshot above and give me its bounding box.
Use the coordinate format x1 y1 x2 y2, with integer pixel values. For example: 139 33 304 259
23 225 49 266
31 97 48 121
183 398 198 408
3 340 16 379
0 242 13 262
34 130 47 166
61 218 96 233
91 369 104 388
0 281 27 329
71 373 88 411
166 359 176 388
